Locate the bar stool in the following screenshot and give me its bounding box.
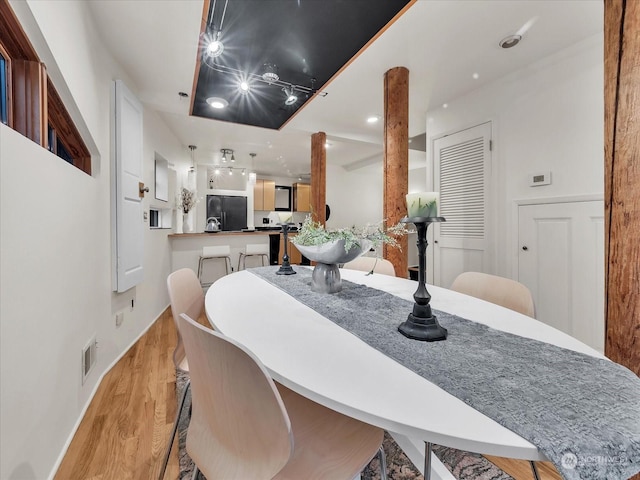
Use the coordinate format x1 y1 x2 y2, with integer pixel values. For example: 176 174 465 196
237 243 270 271
197 245 232 287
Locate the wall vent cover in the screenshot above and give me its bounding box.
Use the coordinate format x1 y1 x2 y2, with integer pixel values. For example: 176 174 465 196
82 336 97 384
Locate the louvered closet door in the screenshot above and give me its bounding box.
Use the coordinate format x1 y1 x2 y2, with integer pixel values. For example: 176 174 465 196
433 122 491 288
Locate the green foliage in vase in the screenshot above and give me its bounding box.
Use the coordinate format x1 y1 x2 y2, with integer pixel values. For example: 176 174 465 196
407 197 438 217
293 215 411 252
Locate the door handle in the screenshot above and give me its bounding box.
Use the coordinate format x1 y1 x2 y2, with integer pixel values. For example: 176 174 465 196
139 182 149 198
434 240 439 244
522 246 528 251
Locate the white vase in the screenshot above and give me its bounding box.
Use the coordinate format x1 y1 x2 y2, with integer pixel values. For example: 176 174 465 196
183 213 191 233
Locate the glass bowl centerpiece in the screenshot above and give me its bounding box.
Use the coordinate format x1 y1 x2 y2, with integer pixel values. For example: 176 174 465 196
291 216 408 293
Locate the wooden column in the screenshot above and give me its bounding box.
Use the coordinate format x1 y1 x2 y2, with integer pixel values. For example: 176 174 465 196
383 67 409 277
311 131 327 225
604 0 640 380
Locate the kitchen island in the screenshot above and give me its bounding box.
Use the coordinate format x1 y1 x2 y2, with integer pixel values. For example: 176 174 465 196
169 229 302 286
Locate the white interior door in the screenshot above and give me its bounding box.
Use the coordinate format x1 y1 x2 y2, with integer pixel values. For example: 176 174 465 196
112 80 144 292
433 122 491 288
518 200 604 352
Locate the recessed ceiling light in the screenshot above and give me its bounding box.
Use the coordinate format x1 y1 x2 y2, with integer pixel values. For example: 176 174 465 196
472 73 479 80
499 34 522 49
206 97 228 109
367 115 379 123
239 81 250 94
442 103 448 109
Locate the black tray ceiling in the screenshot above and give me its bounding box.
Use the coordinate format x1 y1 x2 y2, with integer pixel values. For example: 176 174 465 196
192 0 413 130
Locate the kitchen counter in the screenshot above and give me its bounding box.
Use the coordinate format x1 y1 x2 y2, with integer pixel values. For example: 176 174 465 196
168 230 283 238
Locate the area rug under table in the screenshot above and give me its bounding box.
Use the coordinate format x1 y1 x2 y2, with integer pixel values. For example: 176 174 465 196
175 370 513 480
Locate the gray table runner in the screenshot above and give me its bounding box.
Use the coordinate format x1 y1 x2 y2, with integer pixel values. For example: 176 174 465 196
248 267 640 480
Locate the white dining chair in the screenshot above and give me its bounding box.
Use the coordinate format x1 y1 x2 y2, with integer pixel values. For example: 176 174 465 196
158 268 204 480
237 243 270 270
450 271 536 318
343 256 396 276
176 312 388 480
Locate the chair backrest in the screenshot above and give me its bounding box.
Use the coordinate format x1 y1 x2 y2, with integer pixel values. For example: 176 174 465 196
166 268 205 371
202 245 230 257
343 256 396 276
177 313 293 479
246 243 269 255
450 271 535 318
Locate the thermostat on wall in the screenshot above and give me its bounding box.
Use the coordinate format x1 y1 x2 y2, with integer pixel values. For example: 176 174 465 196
529 171 551 187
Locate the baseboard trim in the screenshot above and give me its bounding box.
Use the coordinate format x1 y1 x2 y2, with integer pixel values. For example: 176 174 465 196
47 305 171 480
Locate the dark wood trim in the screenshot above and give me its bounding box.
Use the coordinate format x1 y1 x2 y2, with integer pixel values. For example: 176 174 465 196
12 59 46 146
310 132 327 226
383 67 409 278
604 0 640 380
47 78 91 174
0 40 13 127
0 0 91 176
0 0 39 61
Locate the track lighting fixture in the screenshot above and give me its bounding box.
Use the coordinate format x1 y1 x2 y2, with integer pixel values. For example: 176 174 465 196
283 86 298 106
220 148 234 163
203 0 229 58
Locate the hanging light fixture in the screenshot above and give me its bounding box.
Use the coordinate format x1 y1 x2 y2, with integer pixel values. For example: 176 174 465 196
228 167 233 176
187 145 197 189
231 152 235 163
248 153 257 185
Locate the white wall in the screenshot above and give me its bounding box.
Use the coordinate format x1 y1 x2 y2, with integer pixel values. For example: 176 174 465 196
425 35 604 277
0 2 188 479
326 162 426 265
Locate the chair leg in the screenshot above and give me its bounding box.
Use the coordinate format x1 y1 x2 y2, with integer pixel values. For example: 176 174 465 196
376 446 388 480
191 465 200 480
530 460 541 480
424 441 433 480
158 379 191 480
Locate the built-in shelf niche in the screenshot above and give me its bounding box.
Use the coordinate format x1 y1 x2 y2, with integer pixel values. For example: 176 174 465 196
149 207 172 229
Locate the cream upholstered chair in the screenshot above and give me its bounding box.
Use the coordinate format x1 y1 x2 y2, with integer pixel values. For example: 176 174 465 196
343 256 396 276
177 312 388 480
159 268 205 480
450 271 535 318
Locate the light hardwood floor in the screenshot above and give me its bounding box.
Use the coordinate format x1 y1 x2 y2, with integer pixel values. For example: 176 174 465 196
55 308 561 480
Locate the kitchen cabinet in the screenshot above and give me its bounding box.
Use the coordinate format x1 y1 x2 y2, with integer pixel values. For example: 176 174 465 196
254 179 275 211
293 183 311 212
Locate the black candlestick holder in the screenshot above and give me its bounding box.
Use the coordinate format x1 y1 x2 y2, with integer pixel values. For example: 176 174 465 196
398 216 448 341
276 223 297 275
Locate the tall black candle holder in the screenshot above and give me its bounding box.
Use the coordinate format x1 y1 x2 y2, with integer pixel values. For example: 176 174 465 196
398 216 448 341
276 223 297 275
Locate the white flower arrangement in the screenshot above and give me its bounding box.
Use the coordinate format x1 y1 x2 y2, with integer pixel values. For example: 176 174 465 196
177 187 198 214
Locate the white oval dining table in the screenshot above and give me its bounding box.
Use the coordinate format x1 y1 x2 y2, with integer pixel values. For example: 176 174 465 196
205 267 603 479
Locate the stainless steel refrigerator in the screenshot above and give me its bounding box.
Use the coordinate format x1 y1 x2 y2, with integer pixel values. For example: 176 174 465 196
206 195 247 231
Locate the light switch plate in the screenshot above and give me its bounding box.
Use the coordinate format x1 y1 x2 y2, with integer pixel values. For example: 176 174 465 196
529 171 551 187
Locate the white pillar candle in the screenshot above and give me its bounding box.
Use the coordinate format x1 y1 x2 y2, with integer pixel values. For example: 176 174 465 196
406 192 439 218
